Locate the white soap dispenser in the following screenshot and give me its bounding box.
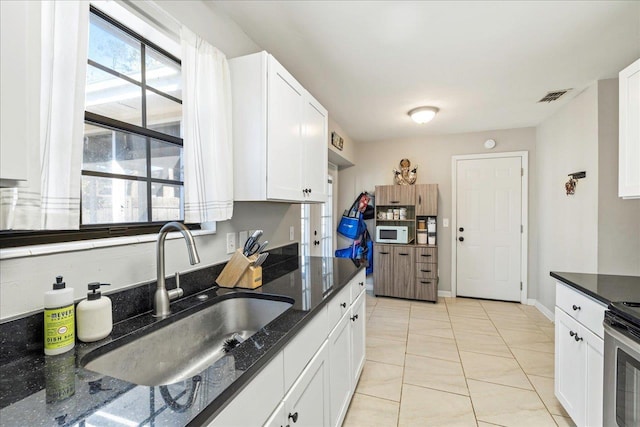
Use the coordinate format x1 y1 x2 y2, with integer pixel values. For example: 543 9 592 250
77 282 112 342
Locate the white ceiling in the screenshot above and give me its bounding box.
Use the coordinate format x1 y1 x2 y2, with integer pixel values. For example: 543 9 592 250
212 1 640 143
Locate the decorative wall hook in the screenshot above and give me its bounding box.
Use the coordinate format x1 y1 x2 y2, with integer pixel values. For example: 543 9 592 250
565 171 586 196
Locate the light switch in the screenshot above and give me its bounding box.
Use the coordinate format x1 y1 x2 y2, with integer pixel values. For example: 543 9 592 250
443 218 449 227
289 226 295 241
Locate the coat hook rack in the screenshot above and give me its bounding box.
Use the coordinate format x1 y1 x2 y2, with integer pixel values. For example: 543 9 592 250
565 171 586 195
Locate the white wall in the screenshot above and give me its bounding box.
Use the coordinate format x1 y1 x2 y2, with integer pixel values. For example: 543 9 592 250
0 2 302 321
597 79 640 274
535 79 639 312
337 127 538 297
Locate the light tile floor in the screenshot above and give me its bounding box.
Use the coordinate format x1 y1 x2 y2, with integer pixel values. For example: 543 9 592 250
343 293 577 427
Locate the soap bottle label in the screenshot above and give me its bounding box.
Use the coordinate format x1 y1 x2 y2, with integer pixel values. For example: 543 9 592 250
44 304 75 350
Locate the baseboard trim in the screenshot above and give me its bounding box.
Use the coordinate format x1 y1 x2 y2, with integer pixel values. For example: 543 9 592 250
438 290 452 297
533 300 555 322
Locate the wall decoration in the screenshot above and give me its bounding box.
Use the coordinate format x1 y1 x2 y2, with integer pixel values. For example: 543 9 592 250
565 171 586 195
331 131 344 151
393 158 417 185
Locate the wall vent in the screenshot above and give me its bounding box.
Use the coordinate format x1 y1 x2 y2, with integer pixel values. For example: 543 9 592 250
538 89 571 103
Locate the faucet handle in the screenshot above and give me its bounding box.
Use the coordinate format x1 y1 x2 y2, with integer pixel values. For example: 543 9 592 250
168 272 184 301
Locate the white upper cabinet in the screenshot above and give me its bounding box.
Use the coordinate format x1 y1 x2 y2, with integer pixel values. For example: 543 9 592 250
0 1 40 186
619 58 640 199
229 51 328 203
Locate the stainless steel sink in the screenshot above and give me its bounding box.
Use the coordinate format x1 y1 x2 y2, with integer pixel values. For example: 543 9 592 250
82 293 293 386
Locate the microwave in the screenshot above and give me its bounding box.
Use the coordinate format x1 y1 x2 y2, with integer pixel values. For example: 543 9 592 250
376 225 410 244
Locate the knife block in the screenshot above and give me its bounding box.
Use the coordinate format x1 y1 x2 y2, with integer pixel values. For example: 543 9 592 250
216 249 257 288
236 266 263 289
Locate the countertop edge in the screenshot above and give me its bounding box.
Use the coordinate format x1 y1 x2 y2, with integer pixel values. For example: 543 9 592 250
550 271 610 306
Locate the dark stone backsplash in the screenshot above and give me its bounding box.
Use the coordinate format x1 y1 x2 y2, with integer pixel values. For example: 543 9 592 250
0 243 298 366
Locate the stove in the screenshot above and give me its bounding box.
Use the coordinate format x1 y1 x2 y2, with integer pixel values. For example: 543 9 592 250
604 301 640 426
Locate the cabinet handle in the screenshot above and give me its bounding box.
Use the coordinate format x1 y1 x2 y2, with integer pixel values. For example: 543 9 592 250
288 412 298 423
421 269 431 273
420 281 432 284
421 254 432 257
569 331 583 342
398 253 409 256
379 251 390 255
572 304 581 311
351 314 359 321
340 302 347 308
418 195 422 204
390 201 400 204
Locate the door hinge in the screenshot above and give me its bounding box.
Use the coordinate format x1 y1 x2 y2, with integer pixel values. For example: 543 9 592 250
521 225 523 233
521 168 524 176
520 282 523 291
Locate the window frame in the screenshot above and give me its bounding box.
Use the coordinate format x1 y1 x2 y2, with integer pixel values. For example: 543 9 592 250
83 6 184 227
0 5 196 249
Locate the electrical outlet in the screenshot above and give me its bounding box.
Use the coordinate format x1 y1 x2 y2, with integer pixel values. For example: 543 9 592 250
239 230 248 247
226 232 237 254
289 226 295 241
443 218 449 227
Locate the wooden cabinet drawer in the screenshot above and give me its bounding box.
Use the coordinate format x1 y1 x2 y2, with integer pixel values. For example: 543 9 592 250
415 278 437 302
415 263 437 279
327 284 351 333
555 282 606 339
415 247 437 263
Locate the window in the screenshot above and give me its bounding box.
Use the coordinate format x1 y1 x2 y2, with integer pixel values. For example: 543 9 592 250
83 7 183 226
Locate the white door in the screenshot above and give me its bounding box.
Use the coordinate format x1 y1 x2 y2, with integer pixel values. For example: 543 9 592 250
456 156 522 301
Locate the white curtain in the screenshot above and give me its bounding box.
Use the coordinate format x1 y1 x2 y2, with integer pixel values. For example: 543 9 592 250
0 1 88 230
181 26 233 223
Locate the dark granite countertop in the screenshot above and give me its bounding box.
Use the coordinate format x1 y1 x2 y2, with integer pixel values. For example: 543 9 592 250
550 271 640 305
0 256 363 427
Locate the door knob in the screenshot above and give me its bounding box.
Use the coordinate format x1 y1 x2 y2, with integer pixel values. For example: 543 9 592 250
459 227 464 232
458 237 464 242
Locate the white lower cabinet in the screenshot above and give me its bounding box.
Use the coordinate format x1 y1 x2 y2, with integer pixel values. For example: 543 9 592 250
329 312 352 427
209 269 366 427
284 342 331 427
264 402 286 427
554 283 605 427
208 352 285 427
350 291 366 386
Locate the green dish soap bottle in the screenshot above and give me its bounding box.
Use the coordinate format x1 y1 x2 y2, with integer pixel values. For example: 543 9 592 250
44 276 75 355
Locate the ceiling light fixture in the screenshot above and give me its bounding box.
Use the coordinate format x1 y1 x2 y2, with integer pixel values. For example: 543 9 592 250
408 106 439 124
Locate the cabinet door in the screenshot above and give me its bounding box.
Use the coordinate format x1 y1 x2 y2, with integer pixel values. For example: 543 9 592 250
554 308 586 426
267 56 304 201
392 246 415 299
619 58 640 199
302 94 328 202
264 402 286 427
583 325 604 427
284 342 330 427
415 184 438 215
0 1 39 184
329 313 351 427
350 291 366 388
376 185 415 205
373 244 393 296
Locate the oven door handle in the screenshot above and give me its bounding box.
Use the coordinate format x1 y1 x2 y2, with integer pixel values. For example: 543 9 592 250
604 321 640 352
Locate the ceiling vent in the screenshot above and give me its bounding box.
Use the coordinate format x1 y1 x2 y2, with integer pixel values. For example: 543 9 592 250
538 89 572 103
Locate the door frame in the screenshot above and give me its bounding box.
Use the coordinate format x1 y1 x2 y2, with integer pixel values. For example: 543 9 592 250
451 151 529 304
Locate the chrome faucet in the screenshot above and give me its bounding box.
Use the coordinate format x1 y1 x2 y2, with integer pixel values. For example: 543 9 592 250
154 222 201 318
